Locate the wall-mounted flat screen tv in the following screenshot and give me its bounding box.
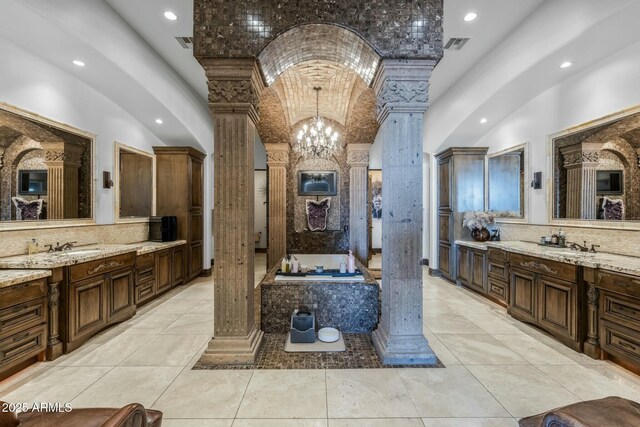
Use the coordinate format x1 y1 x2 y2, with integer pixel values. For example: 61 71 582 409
18 170 48 195
298 171 338 196
596 170 623 195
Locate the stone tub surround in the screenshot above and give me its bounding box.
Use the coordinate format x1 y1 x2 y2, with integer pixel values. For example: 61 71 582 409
498 222 640 258
0 222 149 258
456 240 640 276
260 257 379 334
0 269 50 288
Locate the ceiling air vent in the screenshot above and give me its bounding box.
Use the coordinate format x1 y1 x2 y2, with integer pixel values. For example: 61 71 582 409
175 36 194 49
444 37 469 50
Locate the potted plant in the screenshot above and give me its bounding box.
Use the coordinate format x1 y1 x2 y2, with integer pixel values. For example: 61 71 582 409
463 211 496 242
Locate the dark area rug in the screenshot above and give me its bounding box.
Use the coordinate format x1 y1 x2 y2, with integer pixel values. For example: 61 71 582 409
193 333 445 370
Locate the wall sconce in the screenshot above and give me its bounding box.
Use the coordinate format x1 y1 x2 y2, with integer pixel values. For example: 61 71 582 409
531 171 542 189
103 171 113 189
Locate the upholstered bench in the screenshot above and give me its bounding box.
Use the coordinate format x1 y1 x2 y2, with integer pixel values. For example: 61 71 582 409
0 402 162 427
519 396 640 427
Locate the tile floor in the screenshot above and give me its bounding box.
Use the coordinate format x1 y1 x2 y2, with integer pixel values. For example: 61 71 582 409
1 254 640 426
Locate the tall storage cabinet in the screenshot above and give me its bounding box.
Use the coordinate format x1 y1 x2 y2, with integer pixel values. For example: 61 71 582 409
154 147 206 281
435 147 487 281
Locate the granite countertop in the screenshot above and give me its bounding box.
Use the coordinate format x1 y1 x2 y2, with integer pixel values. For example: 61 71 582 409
455 240 489 250
0 269 52 289
0 244 139 269
135 240 187 255
455 240 640 276
260 258 379 287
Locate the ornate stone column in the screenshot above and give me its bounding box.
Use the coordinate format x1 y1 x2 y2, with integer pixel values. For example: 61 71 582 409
199 59 264 364
347 144 370 265
561 143 601 219
264 143 289 269
371 59 437 364
42 141 84 219
583 267 601 359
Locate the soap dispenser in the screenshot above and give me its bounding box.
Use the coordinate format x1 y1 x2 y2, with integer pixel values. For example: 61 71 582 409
347 250 356 274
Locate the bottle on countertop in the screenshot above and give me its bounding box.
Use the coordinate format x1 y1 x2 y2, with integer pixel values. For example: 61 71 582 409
551 231 559 246
347 250 356 274
558 229 566 247
339 258 347 274
281 257 288 273
291 256 299 273
27 239 38 255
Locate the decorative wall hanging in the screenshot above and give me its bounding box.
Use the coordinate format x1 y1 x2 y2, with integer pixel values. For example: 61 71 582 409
11 197 44 220
369 170 382 219
306 198 331 231
298 171 337 196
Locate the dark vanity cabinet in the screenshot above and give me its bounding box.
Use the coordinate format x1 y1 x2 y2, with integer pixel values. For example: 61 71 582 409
436 147 488 281
0 278 48 381
456 245 487 295
509 253 585 351
134 244 186 306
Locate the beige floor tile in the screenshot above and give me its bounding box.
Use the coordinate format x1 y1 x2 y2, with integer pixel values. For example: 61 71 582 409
398 366 510 417
163 420 232 427
70 334 154 366
236 370 326 419
460 311 526 335
153 370 251 418
423 313 487 335
421 418 518 427
154 298 201 314
0 367 111 405
437 334 528 365
466 365 580 418
121 334 210 366
70 366 181 408
123 313 182 334
422 331 461 366
188 300 216 314
536 364 640 401
329 419 423 427
493 334 577 365
326 369 418 418
172 284 214 300
161 313 214 335
234 420 327 427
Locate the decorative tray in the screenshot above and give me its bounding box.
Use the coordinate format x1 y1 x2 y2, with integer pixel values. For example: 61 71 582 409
537 243 567 248
277 269 361 277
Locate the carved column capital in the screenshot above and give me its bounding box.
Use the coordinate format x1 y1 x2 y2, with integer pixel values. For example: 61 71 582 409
346 144 371 167
202 58 265 124
264 143 290 167
372 59 436 124
41 141 84 167
560 142 603 169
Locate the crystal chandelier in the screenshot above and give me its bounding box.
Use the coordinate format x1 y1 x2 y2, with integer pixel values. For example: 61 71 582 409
294 87 340 158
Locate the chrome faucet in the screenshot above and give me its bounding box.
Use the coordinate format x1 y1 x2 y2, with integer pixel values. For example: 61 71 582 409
589 244 600 253
46 241 77 252
567 241 589 252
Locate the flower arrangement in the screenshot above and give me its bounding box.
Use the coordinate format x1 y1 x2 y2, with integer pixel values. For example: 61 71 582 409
462 211 496 231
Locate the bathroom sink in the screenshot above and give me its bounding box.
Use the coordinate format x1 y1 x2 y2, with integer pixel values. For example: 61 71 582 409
57 249 103 256
549 250 594 257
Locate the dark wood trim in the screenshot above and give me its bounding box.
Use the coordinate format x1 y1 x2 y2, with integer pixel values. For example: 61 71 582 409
421 259 429 266
200 268 212 277
428 268 441 277
255 248 267 253
371 248 382 254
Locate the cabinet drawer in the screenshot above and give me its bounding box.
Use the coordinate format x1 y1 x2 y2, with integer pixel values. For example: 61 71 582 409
0 298 46 339
601 290 640 329
487 277 508 304
136 253 155 269
69 252 135 283
136 266 155 283
510 253 576 282
0 279 47 310
597 271 640 299
0 324 46 367
135 280 155 305
488 248 507 262
601 319 640 364
488 260 509 282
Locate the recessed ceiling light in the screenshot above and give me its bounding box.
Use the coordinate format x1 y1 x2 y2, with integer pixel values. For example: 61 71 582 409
72 60 85 67
464 12 478 22
164 11 178 21
560 61 573 69
480 118 488 124
155 118 163 125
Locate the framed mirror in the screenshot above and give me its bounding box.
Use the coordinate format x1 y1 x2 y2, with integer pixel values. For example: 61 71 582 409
0 103 94 228
487 143 527 221
550 107 640 227
115 143 155 221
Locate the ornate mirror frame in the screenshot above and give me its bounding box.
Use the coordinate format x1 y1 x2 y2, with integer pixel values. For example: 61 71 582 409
114 142 156 223
486 142 530 224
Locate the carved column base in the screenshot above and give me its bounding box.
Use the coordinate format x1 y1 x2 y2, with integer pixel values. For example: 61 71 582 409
198 325 264 365
372 326 437 365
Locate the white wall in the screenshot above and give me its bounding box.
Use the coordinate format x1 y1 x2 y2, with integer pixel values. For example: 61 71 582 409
475 40 640 225
0 37 171 225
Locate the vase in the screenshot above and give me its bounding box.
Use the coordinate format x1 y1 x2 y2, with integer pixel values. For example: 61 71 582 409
471 227 491 242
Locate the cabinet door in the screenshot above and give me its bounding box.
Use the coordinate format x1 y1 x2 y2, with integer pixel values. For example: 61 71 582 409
537 274 577 342
189 242 203 279
68 276 107 344
172 245 185 286
487 277 509 305
108 269 135 322
510 267 537 323
189 156 203 209
438 159 451 209
438 213 451 243
457 246 469 286
156 250 172 293
439 243 451 279
469 250 487 294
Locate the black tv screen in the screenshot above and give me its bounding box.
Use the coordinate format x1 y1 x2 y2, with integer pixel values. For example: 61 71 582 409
596 170 623 195
18 170 48 195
